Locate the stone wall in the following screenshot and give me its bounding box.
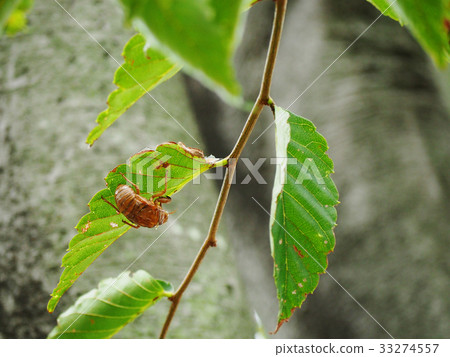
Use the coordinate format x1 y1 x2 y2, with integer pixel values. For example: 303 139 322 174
0 0 253 338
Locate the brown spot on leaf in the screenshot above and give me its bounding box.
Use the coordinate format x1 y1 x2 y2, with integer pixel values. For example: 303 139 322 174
156 161 170 170
293 245 305 258
81 222 91 233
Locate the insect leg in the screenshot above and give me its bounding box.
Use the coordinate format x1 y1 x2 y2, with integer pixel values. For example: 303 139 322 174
152 167 169 199
119 172 141 194
155 196 171 205
122 220 140 229
101 196 120 214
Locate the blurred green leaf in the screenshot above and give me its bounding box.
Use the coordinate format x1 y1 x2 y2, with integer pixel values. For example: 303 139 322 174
48 142 227 313
0 0 21 32
365 0 449 67
119 0 245 100
87 34 181 145
48 270 173 338
270 107 338 333
0 0 33 36
243 0 265 10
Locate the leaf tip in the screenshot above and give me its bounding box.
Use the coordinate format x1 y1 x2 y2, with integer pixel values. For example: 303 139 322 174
85 133 97 147
47 298 57 313
270 317 290 335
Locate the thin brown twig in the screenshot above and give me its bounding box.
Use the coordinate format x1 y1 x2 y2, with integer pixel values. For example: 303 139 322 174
159 0 288 339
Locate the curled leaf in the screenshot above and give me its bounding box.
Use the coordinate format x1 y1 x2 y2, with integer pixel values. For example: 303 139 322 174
48 270 173 339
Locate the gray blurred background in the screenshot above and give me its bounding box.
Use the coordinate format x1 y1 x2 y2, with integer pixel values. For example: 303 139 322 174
0 0 449 338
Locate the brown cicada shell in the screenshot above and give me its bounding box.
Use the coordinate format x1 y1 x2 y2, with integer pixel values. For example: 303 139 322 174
103 172 171 229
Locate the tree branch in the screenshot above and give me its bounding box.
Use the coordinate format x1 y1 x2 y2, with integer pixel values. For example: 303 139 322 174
159 0 288 339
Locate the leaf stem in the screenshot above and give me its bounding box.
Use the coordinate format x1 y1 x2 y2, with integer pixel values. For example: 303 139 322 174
159 0 288 339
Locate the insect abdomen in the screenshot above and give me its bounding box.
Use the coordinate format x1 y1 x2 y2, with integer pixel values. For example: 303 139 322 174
114 184 167 228
115 185 138 217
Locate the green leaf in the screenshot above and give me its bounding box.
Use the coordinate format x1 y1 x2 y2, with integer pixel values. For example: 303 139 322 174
365 0 450 67
106 141 227 197
243 0 265 10
47 188 132 313
48 270 173 339
86 33 181 146
0 0 33 36
48 142 226 313
119 0 245 100
270 107 339 333
0 0 21 33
